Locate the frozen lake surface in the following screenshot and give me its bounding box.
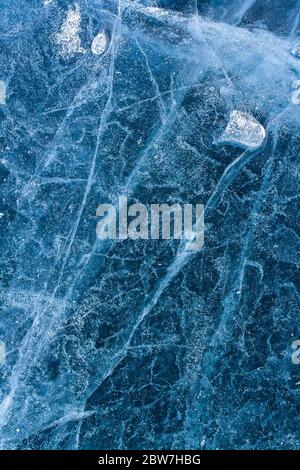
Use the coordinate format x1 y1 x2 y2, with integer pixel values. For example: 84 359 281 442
0 0 299 450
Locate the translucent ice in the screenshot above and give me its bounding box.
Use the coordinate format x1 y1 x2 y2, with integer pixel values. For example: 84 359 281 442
0 0 299 452
217 110 266 150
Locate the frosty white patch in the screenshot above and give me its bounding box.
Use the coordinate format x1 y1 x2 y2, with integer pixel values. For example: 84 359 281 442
217 110 265 150
91 32 107 55
146 6 168 16
55 3 85 58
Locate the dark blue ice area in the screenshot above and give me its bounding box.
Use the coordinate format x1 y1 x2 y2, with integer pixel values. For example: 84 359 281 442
0 0 299 450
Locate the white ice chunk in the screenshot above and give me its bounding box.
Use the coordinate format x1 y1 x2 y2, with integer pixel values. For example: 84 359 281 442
91 32 107 55
218 110 266 150
55 3 85 58
0 81 6 105
0 340 6 365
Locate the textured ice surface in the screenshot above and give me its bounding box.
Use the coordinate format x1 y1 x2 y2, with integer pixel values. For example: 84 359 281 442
0 0 300 451
217 110 265 150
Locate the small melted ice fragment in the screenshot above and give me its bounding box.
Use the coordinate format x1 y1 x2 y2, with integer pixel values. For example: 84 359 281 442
290 45 300 58
0 340 6 365
217 110 265 150
291 80 300 105
91 32 107 55
0 81 6 105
